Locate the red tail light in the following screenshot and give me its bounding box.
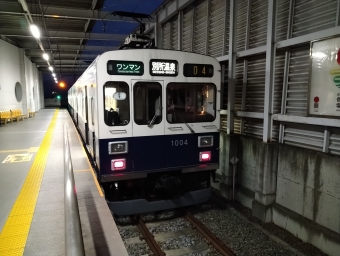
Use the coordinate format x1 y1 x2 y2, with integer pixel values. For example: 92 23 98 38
199 151 211 162
111 159 126 171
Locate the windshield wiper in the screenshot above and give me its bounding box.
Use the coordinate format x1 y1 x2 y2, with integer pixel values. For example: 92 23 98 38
148 105 162 128
173 108 195 134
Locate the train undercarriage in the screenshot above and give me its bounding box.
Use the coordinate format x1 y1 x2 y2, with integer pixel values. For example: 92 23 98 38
102 170 213 216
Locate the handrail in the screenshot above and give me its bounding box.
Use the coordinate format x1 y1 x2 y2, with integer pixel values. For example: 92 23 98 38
64 125 85 256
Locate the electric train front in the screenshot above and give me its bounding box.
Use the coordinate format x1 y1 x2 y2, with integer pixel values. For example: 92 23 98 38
96 50 221 215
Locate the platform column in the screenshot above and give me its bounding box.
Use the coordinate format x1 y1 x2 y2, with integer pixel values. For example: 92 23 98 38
212 134 238 201
19 48 28 115
251 141 278 222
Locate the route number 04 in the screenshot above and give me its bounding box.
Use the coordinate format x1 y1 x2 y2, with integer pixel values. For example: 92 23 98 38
171 140 188 146
193 65 206 75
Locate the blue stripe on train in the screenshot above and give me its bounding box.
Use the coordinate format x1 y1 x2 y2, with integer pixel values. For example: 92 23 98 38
98 132 219 176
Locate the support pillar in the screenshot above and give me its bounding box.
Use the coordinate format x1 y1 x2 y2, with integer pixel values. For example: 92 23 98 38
212 134 239 201
252 142 278 222
18 48 28 115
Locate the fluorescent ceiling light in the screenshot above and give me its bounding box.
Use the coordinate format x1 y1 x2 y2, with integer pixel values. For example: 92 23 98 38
43 53 49 60
52 73 56 77
49 66 54 71
30 24 40 39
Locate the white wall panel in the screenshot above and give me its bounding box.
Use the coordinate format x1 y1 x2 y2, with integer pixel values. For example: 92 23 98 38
292 0 337 37
194 0 208 55
249 0 268 48
246 55 266 113
0 39 43 113
0 40 25 111
276 0 290 41
183 8 194 52
285 45 309 116
284 124 324 151
235 0 248 52
274 51 285 114
162 22 171 49
208 0 226 57
171 16 178 50
234 60 243 134
329 128 340 155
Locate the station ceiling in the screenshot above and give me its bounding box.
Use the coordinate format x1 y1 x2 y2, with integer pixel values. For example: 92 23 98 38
0 0 165 85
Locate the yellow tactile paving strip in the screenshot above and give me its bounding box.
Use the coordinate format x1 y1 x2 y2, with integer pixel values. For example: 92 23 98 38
0 110 58 256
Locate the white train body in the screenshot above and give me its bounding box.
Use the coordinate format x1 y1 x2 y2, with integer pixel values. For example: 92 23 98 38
68 49 221 215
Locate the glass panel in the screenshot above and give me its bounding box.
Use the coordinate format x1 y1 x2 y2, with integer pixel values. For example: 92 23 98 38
104 82 130 126
134 82 162 125
91 97 94 125
167 83 216 123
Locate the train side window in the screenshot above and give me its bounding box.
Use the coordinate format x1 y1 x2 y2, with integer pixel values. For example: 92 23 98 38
134 82 162 125
103 82 130 126
91 97 94 125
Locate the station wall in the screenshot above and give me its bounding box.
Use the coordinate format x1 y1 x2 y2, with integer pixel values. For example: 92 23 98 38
0 39 44 113
148 0 340 255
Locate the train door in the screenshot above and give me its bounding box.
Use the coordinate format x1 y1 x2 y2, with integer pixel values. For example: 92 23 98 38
131 80 164 171
87 85 96 159
84 86 89 144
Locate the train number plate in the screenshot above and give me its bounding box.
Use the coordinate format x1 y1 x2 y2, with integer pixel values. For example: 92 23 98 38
171 140 188 146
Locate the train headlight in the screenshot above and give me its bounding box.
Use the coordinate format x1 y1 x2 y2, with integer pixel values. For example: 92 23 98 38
111 159 126 171
108 141 128 155
199 151 211 162
198 136 213 147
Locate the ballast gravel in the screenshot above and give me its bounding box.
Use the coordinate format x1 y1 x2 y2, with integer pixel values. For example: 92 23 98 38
114 200 320 256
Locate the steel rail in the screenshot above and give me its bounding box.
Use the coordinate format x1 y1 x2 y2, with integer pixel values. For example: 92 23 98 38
64 125 85 256
136 217 166 256
185 211 236 256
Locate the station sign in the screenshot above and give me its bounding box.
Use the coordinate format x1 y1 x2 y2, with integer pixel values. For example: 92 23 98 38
150 59 178 76
107 60 144 75
309 37 340 117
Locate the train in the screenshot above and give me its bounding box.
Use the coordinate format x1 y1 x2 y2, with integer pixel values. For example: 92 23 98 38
67 34 221 215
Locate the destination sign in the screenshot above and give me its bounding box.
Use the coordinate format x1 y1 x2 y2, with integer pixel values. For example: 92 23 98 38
150 59 178 76
107 60 144 75
183 64 214 77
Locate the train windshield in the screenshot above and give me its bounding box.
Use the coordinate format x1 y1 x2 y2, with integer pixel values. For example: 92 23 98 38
104 82 130 126
166 83 216 123
134 82 162 125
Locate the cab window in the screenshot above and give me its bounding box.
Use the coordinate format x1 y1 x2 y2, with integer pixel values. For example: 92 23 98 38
103 82 130 126
166 83 216 123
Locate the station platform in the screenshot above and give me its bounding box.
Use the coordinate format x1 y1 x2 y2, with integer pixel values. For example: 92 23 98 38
0 108 128 256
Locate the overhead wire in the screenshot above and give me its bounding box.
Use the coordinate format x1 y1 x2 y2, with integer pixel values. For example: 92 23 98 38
101 0 144 48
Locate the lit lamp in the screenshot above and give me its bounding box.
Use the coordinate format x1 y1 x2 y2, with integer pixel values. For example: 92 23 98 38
43 53 49 60
30 24 40 38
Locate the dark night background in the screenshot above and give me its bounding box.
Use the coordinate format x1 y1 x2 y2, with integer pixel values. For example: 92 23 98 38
43 0 165 102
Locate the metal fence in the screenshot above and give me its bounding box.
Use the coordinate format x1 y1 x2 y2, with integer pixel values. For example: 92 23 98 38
63 124 85 256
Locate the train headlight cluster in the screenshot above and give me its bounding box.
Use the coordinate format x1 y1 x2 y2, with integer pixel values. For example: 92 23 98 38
198 136 213 147
199 152 211 162
108 141 128 155
111 159 126 171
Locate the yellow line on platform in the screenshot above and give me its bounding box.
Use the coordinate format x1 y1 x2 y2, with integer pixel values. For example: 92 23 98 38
0 147 39 154
73 127 103 197
0 110 58 256
0 149 28 154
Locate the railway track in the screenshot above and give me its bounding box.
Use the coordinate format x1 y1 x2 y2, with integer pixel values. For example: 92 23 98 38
121 211 236 256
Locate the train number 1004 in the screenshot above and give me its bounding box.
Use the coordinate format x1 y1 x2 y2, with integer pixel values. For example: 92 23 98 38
171 140 188 146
